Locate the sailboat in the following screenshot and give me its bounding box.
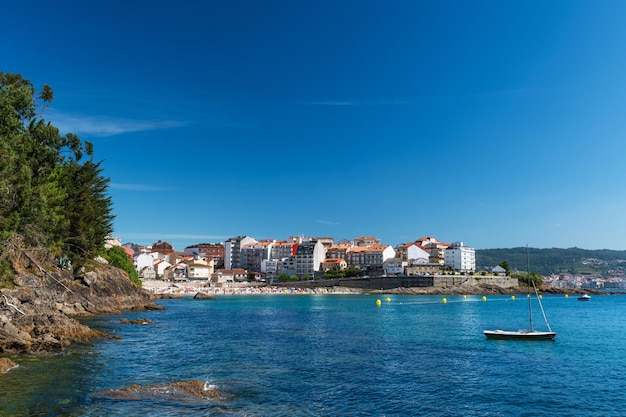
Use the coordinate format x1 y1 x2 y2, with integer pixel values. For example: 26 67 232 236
484 246 556 341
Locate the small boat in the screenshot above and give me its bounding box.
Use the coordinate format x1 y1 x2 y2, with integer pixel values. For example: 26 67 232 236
484 246 556 341
578 294 591 301
483 329 556 340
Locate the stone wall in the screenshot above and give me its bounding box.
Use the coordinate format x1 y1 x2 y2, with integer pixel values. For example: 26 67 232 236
274 274 518 290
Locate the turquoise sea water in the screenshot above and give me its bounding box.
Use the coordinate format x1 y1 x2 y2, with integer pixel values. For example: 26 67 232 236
1 293 626 416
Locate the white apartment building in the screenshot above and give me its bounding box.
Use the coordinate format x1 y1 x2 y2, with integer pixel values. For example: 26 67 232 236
444 242 476 272
294 240 327 278
224 236 257 269
241 241 274 272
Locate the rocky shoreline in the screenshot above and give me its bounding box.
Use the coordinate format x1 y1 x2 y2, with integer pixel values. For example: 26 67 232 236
0 264 160 357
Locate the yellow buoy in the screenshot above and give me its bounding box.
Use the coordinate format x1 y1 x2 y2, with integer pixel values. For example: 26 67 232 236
511 295 515 301
565 294 569 298
376 299 381 307
539 294 543 299
482 296 487 302
463 295 467 299
386 297 391 303
442 297 447 304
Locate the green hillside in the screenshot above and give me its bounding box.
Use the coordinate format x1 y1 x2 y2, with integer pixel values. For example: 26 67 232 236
476 247 626 276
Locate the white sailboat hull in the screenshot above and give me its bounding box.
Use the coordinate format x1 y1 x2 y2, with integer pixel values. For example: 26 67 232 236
484 329 556 340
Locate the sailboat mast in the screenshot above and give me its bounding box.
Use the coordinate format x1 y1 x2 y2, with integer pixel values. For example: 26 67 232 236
526 245 534 332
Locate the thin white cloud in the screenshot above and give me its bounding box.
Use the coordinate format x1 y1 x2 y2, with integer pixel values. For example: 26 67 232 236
48 110 186 137
317 220 340 225
110 183 174 191
305 98 410 106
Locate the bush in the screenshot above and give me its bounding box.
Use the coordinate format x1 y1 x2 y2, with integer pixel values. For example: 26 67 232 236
104 246 141 286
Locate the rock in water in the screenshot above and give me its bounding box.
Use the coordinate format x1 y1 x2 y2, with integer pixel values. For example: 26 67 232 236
97 380 221 401
193 292 215 300
0 358 19 374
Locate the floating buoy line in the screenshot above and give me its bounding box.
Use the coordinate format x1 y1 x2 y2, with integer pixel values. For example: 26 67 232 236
376 295 536 307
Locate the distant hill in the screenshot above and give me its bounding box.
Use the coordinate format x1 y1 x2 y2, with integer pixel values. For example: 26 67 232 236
475 247 626 276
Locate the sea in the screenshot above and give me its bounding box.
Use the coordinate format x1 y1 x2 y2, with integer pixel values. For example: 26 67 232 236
1 292 625 416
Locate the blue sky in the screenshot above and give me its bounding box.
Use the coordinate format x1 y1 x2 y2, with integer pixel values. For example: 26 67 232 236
3 1 626 250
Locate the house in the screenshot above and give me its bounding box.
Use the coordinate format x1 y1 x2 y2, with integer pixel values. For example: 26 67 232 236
383 258 406 276
406 262 441 275
154 259 172 279
395 242 430 263
184 242 225 267
135 252 155 272
211 268 248 285
139 265 157 280
321 258 348 272
151 240 174 255
164 263 188 281
492 265 506 276
345 244 396 269
187 259 215 280
325 244 352 261
353 236 380 247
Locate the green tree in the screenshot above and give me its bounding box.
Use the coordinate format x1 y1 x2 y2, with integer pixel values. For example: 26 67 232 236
277 273 296 282
323 266 346 278
513 271 543 287
0 71 114 272
58 160 114 264
344 267 360 277
105 246 140 286
498 260 511 275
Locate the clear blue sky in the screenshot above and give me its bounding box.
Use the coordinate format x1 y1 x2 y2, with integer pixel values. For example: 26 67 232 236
3 1 626 250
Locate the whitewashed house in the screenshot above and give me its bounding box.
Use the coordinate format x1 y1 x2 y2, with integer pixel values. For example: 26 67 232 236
383 258 407 275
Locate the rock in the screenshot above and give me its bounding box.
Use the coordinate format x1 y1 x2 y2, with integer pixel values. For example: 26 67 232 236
120 318 151 325
0 264 160 354
0 358 18 374
97 380 221 401
193 292 215 300
82 271 98 286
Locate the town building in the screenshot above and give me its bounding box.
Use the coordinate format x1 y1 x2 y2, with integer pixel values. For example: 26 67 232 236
294 240 327 278
395 242 430 262
224 236 257 269
353 236 380 247
444 242 476 272
345 244 396 269
241 241 275 273
151 240 174 256
211 268 248 285
184 243 225 268
382 258 406 275
325 243 352 261
187 259 215 280
321 258 348 272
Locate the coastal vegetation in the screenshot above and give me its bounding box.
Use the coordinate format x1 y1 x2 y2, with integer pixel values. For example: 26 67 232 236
477 247 626 276
0 71 114 285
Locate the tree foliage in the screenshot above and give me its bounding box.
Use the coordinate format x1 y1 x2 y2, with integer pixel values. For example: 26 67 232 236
477 247 626 276
0 71 114 271
104 246 140 286
498 260 511 275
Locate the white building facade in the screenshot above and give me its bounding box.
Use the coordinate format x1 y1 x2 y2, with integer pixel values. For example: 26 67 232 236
444 242 476 273
224 236 257 269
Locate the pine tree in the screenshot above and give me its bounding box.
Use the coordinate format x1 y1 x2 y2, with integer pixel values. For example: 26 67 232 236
0 71 114 270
